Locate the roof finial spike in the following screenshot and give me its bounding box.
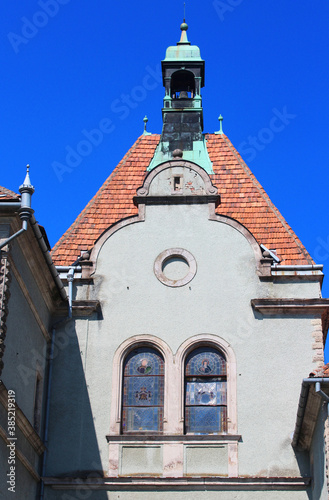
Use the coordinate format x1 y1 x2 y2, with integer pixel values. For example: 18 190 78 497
179 17 189 45
184 2 186 22
215 115 224 135
20 164 35 192
143 115 151 136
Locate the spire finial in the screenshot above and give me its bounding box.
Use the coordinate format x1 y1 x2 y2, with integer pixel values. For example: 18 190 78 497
20 164 35 192
179 17 189 45
184 2 186 22
143 115 151 136
215 115 224 135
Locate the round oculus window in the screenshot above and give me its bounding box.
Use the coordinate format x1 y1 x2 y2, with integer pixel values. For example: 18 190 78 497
154 248 197 287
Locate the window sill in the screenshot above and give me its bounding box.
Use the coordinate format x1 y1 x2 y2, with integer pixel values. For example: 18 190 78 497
106 434 241 443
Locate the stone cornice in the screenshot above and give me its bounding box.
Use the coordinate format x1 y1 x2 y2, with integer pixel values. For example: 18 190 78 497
56 300 100 317
43 476 311 491
251 298 329 315
133 195 220 206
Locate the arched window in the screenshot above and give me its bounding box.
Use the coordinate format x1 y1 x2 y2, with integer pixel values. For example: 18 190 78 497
185 347 227 434
122 347 164 433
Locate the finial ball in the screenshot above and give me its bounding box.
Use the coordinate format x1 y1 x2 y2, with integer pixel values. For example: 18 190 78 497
180 22 188 31
173 149 183 158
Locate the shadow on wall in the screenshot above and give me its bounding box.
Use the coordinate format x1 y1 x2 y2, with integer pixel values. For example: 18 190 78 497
45 320 108 500
294 449 312 500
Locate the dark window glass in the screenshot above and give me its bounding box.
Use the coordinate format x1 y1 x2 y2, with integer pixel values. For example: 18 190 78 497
185 348 227 434
122 348 164 433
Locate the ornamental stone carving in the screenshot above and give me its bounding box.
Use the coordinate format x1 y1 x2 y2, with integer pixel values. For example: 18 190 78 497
0 253 11 376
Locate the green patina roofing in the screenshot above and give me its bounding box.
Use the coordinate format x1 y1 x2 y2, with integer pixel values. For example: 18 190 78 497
163 22 203 62
147 136 214 174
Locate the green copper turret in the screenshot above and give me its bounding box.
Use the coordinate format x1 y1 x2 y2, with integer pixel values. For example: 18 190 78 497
148 22 213 174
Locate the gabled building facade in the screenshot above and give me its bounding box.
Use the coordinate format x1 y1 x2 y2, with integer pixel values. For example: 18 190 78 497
1 22 329 500
0 179 66 499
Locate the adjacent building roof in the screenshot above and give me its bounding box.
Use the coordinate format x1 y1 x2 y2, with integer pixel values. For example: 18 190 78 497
309 363 329 378
51 133 314 267
0 186 20 201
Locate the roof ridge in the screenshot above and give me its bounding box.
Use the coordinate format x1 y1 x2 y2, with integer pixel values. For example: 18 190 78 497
218 134 313 264
51 135 148 256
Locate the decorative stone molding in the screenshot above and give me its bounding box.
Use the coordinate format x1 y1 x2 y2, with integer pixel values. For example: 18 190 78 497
0 252 11 376
108 335 174 437
175 334 238 436
251 298 329 316
43 476 311 491
56 300 101 317
135 159 219 198
89 213 145 276
108 333 239 478
208 214 271 277
154 248 197 288
107 434 241 442
134 194 219 206
312 318 325 366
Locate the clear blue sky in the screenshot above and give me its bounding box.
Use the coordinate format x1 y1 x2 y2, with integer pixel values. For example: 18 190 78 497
2 1 329 349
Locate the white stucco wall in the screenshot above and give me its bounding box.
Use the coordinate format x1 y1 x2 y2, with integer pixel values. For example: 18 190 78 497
47 199 320 497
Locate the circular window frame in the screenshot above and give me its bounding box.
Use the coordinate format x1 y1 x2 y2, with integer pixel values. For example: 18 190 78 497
154 248 197 287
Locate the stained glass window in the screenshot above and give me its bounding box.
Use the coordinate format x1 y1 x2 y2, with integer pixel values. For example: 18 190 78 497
185 347 227 434
122 348 164 433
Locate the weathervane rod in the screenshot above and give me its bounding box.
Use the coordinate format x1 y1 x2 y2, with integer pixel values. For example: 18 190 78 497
184 2 186 22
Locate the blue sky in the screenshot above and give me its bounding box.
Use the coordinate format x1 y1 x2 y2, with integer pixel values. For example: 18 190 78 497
2 1 329 342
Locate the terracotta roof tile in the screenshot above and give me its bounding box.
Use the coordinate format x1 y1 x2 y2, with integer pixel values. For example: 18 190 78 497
309 363 329 378
51 133 314 266
0 186 20 201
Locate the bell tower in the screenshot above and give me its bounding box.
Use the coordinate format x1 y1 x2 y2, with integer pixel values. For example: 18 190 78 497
148 22 213 173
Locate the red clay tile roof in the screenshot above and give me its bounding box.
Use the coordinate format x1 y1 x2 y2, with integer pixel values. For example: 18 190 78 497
0 186 20 201
51 134 314 266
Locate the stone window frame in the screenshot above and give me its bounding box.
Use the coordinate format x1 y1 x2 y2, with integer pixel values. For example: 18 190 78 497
176 334 238 435
154 248 197 288
121 347 165 434
108 335 238 477
108 334 237 437
109 335 174 436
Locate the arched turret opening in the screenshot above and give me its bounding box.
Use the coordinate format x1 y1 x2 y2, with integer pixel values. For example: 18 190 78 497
171 70 195 99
